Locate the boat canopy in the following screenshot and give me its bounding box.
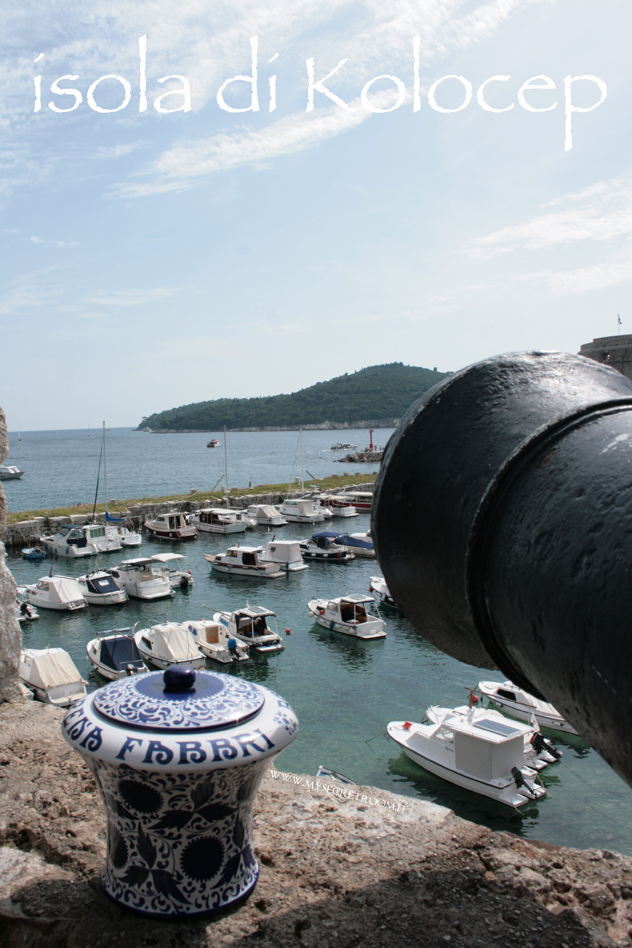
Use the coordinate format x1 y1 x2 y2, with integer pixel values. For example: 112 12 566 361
86 573 122 595
142 623 200 662
340 595 375 606
120 557 155 567
234 605 276 619
105 511 125 522
312 531 341 541
151 553 185 564
21 648 82 688
99 636 144 671
39 576 84 604
337 534 373 551
310 534 338 549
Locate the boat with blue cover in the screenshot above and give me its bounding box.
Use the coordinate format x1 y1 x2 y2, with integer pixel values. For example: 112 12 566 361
86 629 148 680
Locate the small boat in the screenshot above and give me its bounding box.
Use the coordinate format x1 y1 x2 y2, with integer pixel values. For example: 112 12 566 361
300 535 355 562
207 439 221 448
321 491 373 511
144 511 197 541
105 521 142 547
259 539 309 572
86 630 148 680
181 619 249 663
387 705 548 808
82 522 122 553
107 558 175 600
76 570 128 605
369 576 398 607
245 504 288 527
338 532 375 558
40 525 98 558
20 648 87 706
21 575 86 611
330 443 357 450
477 680 579 736
278 498 326 524
190 508 247 534
151 552 194 590
324 499 359 518
0 464 25 480
214 605 284 653
307 596 386 639
133 622 205 669
204 546 285 578
21 547 46 561
16 599 39 622
226 508 257 528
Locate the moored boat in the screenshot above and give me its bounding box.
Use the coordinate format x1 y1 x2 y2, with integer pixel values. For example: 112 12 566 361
86 630 148 680
204 546 285 578
16 599 39 621
320 491 373 511
190 507 246 534
144 512 197 541
20 575 86 611
245 504 288 527
107 557 175 600
21 547 46 561
133 622 205 669
0 464 25 480
150 552 194 590
207 438 221 447
369 576 398 607
76 570 128 605
260 539 309 572
387 705 548 808
214 605 285 653
300 535 355 562
180 619 249 663
307 596 386 639
278 498 325 524
20 648 87 706
40 525 98 558
477 680 579 736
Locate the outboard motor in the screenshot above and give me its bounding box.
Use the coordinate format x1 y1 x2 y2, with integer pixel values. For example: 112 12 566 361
373 351 632 788
228 638 238 652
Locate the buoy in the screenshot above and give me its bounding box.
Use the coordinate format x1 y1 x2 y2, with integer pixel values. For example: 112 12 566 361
285 628 291 635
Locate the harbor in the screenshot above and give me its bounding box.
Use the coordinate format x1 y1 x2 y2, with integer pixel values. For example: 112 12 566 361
3 426 632 857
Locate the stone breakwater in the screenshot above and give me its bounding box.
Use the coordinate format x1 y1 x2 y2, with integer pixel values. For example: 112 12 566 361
1 699 632 947
2 482 377 550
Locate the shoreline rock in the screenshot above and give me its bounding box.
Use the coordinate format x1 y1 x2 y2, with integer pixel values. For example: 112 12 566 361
1 700 630 947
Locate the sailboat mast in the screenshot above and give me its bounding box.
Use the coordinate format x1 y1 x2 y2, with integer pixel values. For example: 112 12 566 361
300 427 304 492
103 421 107 514
224 426 228 509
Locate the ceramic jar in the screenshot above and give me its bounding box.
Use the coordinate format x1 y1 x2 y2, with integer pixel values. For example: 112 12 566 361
62 666 298 918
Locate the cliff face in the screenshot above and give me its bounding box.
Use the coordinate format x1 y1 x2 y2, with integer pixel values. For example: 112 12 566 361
1 700 631 947
0 406 21 703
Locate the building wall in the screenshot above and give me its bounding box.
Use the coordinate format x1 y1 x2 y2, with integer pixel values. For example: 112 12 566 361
578 334 632 381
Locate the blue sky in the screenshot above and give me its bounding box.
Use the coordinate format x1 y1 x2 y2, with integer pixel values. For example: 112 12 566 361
1 0 629 430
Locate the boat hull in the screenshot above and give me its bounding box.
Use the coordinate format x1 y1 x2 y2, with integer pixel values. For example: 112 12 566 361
145 526 197 540
309 611 386 640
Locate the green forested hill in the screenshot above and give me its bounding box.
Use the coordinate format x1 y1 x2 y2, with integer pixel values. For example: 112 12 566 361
139 363 449 431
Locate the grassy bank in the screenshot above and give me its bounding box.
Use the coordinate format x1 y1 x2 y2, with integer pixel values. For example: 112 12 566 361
6 472 377 525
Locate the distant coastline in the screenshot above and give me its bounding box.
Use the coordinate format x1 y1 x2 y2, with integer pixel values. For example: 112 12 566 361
141 419 400 433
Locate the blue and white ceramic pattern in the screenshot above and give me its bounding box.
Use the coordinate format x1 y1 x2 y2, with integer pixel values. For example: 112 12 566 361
62 668 298 917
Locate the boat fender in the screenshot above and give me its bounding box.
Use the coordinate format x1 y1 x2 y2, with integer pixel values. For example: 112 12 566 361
125 664 136 676
285 628 291 636
228 638 238 651
329 620 334 631
318 608 325 615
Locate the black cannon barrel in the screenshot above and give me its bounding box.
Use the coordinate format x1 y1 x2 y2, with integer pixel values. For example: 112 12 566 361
373 351 632 786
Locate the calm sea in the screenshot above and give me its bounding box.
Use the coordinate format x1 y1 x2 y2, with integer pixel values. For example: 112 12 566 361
5 427 632 854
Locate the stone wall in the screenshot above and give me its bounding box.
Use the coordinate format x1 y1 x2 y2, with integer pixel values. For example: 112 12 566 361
579 334 632 381
0 407 22 702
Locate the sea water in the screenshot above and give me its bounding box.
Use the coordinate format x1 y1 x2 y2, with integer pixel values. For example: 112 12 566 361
5 428 632 854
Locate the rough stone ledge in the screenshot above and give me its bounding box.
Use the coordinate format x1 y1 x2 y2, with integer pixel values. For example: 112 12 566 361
1 700 631 947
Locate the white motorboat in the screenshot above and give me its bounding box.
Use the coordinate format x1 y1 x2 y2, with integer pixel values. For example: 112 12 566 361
207 438 221 448
134 622 205 669
426 704 561 771
86 629 148 680
144 512 197 541
259 539 309 572
369 576 398 607
388 706 548 809
16 599 39 622
0 464 25 480
300 535 355 562
307 596 386 639
181 619 249 664
331 442 357 450
342 532 375 557
20 648 87 706
190 508 246 534
214 605 285 653
82 522 122 553
105 521 142 547
278 498 325 524
76 570 128 605
21 575 86 611
477 680 580 736
150 553 194 590
245 504 288 527
40 525 98 558
107 558 175 600
204 546 285 578
226 508 257 529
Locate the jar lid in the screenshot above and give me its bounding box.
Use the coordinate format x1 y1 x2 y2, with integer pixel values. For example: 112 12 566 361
92 668 265 733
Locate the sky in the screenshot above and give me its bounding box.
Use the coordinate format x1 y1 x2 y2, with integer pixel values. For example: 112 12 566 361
1 0 630 430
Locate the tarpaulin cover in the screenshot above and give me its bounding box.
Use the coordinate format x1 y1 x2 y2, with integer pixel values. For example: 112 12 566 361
99 636 144 670
21 648 82 688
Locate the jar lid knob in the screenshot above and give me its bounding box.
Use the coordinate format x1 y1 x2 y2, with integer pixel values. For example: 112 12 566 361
163 666 196 692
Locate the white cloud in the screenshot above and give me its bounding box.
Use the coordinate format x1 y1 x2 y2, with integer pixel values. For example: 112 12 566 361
83 287 175 305
469 179 632 257
527 254 632 295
